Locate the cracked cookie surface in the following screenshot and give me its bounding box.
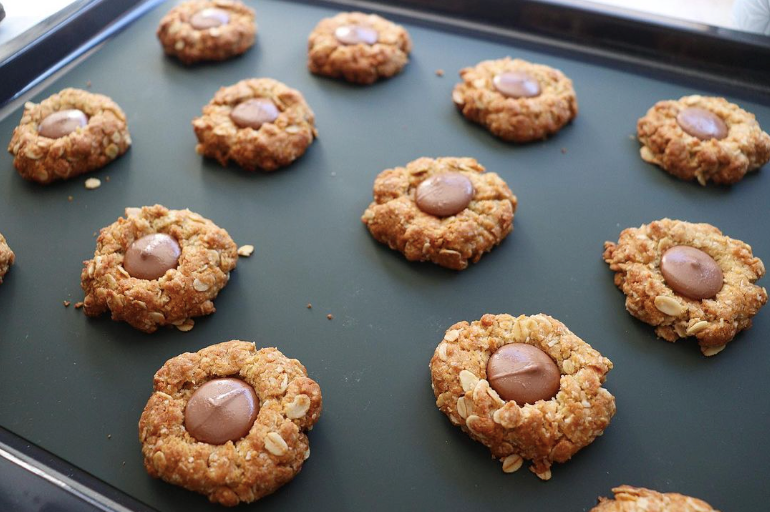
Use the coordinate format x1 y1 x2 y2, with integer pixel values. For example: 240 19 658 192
0 233 14 284
637 95 770 185
591 486 720 512
157 0 256 64
193 78 317 171
452 57 578 142
603 219 767 355
361 157 517 270
139 340 322 506
307 11 412 84
81 205 238 333
430 313 615 479
7 88 130 184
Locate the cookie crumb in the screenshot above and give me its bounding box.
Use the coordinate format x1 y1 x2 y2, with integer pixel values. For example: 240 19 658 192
306 303 312 309
84 177 101 190
67 195 73 202
63 301 71 307
122 461 126 466
237 244 254 257
560 147 567 154
86 80 92 88
326 314 333 320
435 69 444 77
107 434 112 439
74 302 84 309
105 176 111 182
92 232 97 237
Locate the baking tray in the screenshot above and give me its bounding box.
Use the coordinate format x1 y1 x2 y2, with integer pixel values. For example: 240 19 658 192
0 0 768 510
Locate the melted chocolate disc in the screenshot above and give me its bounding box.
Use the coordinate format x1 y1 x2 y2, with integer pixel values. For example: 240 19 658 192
486 343 561 405
492 71 541 98
660 246 723 300
676 107 728 141
38 109 88 139
415 173 475 217
334 24 378 45
123 233 181 280
230 98 280 130
184 378 259 445
190 8 230 30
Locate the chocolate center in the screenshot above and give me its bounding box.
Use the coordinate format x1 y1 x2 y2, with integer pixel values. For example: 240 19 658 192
334 24 378 45
660 245 723 300
415 173 474 217
123 233 181 280
676 107 728 141
189 8 230 30
184 378 259 445
38 109 88 139
229 98 280 130
492 71 541 98
486 343 561 405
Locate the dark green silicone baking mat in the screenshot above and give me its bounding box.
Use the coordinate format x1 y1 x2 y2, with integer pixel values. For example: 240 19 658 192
1 1 768 510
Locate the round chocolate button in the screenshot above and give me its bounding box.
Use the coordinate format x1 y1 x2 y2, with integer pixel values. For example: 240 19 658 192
334 24 378 45
38 109 88 139
229 98 280 130
189 8 230 30
415 173 474 217
184 378 259 445
660 245 723 300
492 71 541 98
486 343 561 405
123 233 181 280
676 107 728 141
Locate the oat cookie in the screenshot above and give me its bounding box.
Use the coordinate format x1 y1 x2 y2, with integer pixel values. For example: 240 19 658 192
0 233 14 284
156 0 256 64
637 95 770 185
361 157 516 270
591 486 720 512
192 78 317 171
7 88 130 184
430 314 615 479
452 57 578 142
81 205 238 333
307 11 412 84
139 340 322 506
603 219 767 356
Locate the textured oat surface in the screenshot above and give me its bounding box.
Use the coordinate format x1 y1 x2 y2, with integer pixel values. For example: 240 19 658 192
0 233 14 284
361 157 517 270
81 205 238 333
603 219 767 355
192 78 317 171
7 88 131 184
307 11 412 84
591 486 719 512
452 57 578 142
430 314 616 479
637 95 770 185
139 341 322 506
156 0 256 64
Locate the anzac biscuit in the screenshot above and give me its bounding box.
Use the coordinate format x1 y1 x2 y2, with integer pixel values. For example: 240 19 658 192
430 314 616 479
139 340 322 506
637 95 770 185
7 88 130 184
603 219 767 355
192 78 317 171
361 157 516 270
156 0 256 64
307 11 412 84
452 57 578 142
591 485 720 512
81 205 238 333
0 233 14 284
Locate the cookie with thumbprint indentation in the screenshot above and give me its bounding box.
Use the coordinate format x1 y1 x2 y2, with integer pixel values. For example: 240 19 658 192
192 78 317 171
81 205 238 333
7 88 130 184
139 340 322 506
361 157 517 270
430 313 616 480
603 218 767 356
452 57 578 142
0 233 14 284
156 0 256 64
591 485 720 512
307 11 412 84
637 95 770 185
